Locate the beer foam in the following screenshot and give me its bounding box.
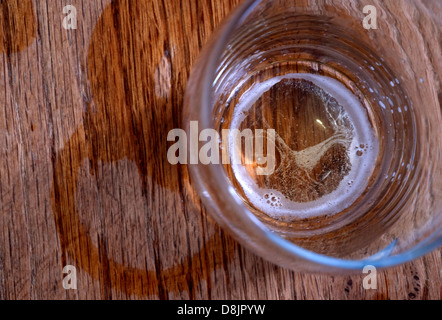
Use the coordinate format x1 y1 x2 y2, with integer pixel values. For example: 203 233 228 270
228 74 379 219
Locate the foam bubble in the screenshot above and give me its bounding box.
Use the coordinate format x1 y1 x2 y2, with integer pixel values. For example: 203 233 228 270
228 74 380 219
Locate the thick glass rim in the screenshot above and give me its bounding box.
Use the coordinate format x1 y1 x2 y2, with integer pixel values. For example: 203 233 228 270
192 0 442 271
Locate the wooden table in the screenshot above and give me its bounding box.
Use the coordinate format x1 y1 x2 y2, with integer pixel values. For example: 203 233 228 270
0 0 440 300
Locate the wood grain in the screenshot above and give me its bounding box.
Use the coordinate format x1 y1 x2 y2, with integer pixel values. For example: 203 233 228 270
0 0 440 300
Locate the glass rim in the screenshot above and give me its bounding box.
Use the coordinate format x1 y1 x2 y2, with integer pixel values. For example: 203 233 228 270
191 0 442 271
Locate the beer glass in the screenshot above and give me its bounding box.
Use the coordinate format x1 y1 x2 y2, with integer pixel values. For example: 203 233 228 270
184 0 442 272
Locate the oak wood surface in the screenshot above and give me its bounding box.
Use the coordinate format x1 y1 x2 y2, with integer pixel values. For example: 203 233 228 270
0 0 440 300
